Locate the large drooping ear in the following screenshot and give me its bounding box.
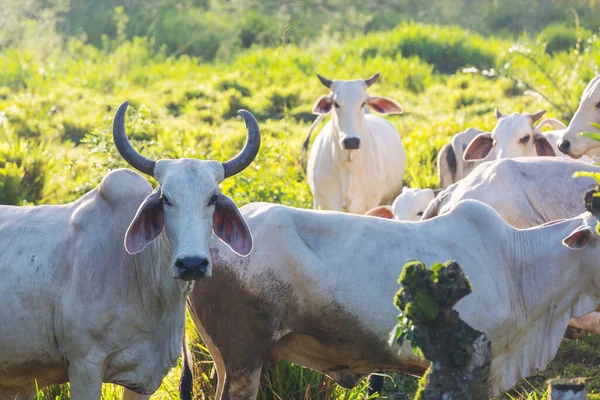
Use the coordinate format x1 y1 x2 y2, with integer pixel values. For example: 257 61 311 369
365 206 394 219
534 133 557 157
312 95 333 115
563 225 595 250
366 96 403 114
463 132 494 161
125 188 164 254
213 194 253 256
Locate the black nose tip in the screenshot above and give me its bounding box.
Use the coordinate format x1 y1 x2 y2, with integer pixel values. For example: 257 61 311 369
342 137 361 150
174 256 209 280
558 139 571 154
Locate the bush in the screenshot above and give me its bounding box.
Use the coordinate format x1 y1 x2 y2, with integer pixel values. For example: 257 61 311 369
238 12 278 48
539 24 583 55
337 23 498 74
154 9 224 60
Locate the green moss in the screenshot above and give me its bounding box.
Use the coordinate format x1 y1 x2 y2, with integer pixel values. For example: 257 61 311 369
404 291 440 322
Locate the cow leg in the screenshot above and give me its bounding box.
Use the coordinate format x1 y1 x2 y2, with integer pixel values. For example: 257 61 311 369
220 365 262 400
122 388 150 400
68 357 104 399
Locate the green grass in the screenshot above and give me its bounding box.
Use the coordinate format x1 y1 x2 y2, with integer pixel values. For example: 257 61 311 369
1 13 599 400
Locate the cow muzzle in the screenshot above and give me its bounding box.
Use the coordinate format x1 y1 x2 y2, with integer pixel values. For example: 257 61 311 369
557 139 571 155
342 137 360 150
173 256 211 280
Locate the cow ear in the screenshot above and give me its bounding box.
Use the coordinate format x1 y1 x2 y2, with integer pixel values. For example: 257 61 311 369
312 95 333 114
365 206 394 219
213 194 253 256
125 189 164 255
464 133 494 161
366 97 403 114
563 225 595 250
534 134 556 157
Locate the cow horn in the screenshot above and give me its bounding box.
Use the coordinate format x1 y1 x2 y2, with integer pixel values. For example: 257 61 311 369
112 101 156 177
364 72 380 87
222 110 261 179
316 73 332 89
495 109 504 119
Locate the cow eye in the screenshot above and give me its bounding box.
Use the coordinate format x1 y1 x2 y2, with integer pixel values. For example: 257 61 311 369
417 211 424 216
596 101 600 109
334 102 340 108
519 135 530 144
208 194 218 206
161 195 171 206
361 102 366 108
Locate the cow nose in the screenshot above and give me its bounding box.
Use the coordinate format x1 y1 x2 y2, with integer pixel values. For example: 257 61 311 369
174 256 210 281
558 139 571 154
342 137 361 150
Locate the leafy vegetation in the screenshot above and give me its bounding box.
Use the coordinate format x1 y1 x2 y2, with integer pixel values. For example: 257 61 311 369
1 2 600 399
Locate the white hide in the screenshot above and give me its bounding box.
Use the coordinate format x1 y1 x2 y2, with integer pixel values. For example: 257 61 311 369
365 187 435 221
0 170 186 399
307 79 406 214
195 199 600 397
558 74 600 158
422 157 600 337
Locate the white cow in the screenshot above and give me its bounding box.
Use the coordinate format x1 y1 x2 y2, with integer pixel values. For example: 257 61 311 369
422 157 600 337
0 102 259 399
307 73 406 214
365 187 440 221
558 74 600 158
181 199 600 399
463 109 554 161
436 111 590 189
437 127 485 189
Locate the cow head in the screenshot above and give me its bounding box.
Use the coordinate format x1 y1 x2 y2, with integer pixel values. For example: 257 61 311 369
113 101 259 281
365 187 439 221
312 73 402 151
463 110 554 161
558 74 600 158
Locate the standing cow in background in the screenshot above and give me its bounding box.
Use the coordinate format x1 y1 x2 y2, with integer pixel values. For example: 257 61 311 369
0 101 259 399
307 73 406 214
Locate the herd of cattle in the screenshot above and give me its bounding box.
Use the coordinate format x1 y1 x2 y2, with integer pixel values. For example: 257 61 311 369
1 72 600 400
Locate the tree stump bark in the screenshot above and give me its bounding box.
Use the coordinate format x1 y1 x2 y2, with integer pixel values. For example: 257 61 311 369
393 260 491 400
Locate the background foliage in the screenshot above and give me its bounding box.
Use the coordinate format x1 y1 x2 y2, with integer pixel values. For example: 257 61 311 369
2 0 600 399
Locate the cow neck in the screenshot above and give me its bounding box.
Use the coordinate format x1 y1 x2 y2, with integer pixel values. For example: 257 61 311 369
490 217 596 395
130 232 187 316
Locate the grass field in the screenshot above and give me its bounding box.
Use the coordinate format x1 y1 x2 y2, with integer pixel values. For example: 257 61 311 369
2 5 600 399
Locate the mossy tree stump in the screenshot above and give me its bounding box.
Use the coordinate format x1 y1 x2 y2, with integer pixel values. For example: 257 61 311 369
393 260 491 400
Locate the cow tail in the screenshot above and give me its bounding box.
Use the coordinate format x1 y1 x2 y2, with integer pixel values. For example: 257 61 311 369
179 331 194 400
301 114 326 172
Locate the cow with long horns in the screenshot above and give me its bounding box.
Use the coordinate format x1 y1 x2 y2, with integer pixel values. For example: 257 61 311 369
306 73 406 214
0 101 260 399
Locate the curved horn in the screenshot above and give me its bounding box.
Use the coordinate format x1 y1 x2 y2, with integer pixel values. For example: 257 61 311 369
495 109 504 119
316 73 332 89
222 110 261 179
112 101 156 176
364 72 380 87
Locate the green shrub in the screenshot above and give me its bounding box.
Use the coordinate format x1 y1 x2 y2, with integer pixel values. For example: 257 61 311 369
239 12 278 48
539 24 584 55
339 23 498 74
